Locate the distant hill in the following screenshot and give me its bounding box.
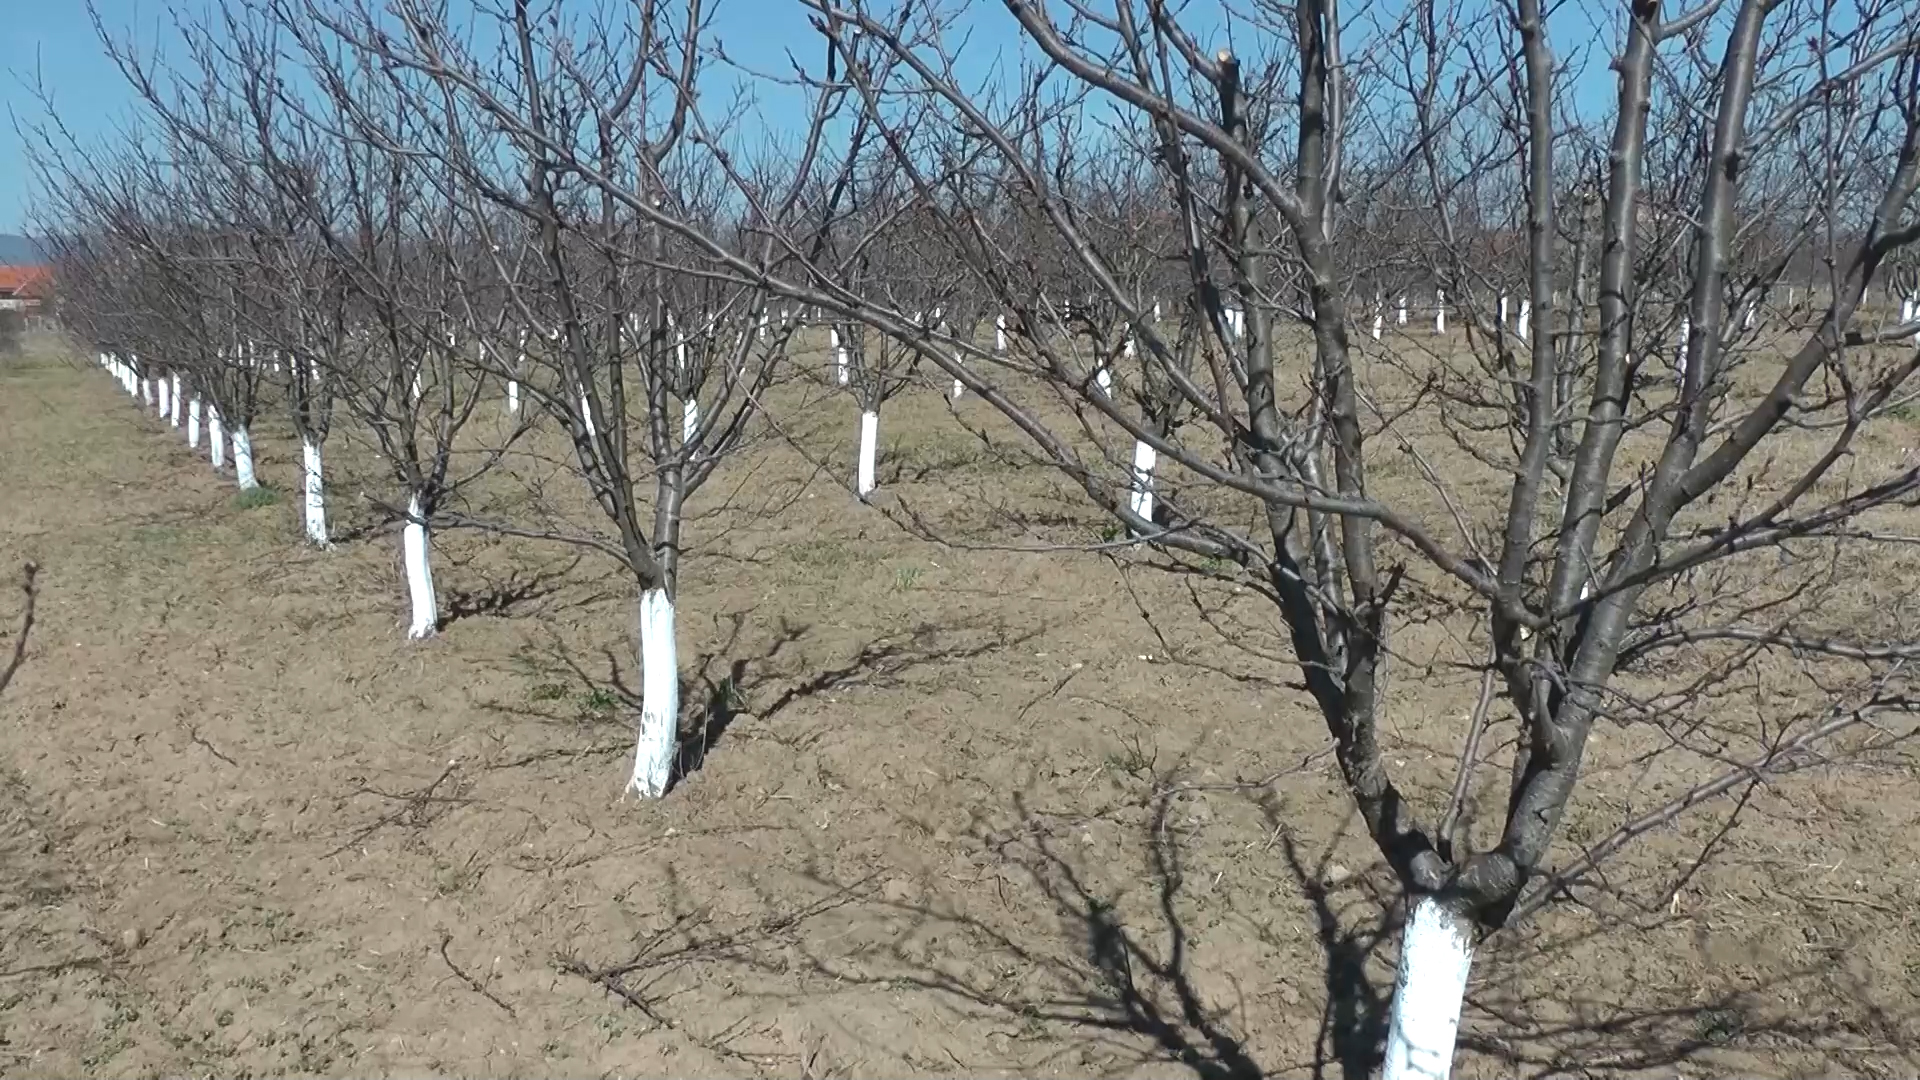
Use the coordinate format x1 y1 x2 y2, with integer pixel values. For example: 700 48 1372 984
0 235 47 265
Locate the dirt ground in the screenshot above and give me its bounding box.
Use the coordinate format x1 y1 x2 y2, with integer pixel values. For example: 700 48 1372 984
2 337 1918 1079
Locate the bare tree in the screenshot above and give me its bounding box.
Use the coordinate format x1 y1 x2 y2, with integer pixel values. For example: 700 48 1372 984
411 0 1920 1072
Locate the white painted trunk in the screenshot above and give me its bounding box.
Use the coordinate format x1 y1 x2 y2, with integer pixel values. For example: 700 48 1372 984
628 588 679 799
1744 301 1758 330
169 374 182 426
1398 297 1409 325
302 438 330 547
155 377 168 416
951 377 965 401
232 426 258 490
580 391 597 439
1152 301 1162 323
831 327 850 385
1129 440 1157 527
209 409 226 469
1498 295 1509 327
1372 311 1384 340
758 311 768 340
995 314 1007 352
1435 290 1447 335
676 333 687 374
403 493 438 639
1381 897 1474 1080
507 378 520 415
411 371 423 404
683 398 700 444
857 410 879 497
1677 316 1691 380
187 398 202 448
1095 367 1112 396
1516 302 1531 341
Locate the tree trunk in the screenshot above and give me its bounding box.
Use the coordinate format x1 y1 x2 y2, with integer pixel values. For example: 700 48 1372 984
209 408 226 469
1128 440 1157 532
402 492 437 639
301 437 329 547
857 409 879 498
628 587 679 799
1381 896 1475 1080
231 426 257 490
683 397 699 445
169 374 182 427
188 398 202 449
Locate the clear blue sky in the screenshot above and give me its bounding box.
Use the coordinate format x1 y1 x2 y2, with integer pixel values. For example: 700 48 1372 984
3 0 1630 236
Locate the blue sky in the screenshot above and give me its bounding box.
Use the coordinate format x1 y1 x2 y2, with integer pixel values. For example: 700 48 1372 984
2 0 1632 235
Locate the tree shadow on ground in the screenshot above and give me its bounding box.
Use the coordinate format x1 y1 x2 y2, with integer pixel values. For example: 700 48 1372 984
484 612 1043 793
547 765 1916 1079
439 553 597 628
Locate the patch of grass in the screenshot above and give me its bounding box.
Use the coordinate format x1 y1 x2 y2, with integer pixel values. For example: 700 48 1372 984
893 564 923 591
232 484 282 511
787 538 851 570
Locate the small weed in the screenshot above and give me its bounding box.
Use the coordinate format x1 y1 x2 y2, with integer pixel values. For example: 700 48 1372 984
232 484 282 511
528 682 569 703
893 564 923 591
1099 522 1121 544
1694 1006 1745 1046
1886 401 1917 422
577 687 621 718
1105 733 1158 779
712 675 750 715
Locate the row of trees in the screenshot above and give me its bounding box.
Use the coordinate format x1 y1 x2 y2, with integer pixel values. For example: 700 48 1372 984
28 0 1920 1075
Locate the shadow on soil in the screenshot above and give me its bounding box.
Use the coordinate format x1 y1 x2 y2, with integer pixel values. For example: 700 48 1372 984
546 769 1910 1080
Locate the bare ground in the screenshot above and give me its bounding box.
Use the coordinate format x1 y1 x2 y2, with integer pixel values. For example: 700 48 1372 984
3 341 1919 1078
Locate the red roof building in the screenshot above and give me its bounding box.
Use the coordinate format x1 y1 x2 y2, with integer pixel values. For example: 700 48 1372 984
0 266 51 312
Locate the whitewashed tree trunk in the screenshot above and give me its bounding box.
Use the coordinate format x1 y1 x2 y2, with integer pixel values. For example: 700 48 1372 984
1128 440 1157 531
628 587 679 799
1398 296 1409 325
232 426 258 490
580 390 597 440
1677 315 1691 380
411 370 423 404
831 327 849 385
1095 367 1112 396
1372 310 1384 340
1498 294 1509 327
209 408 226 469
857 410 879 497
951 376 965 400
402 493 438 639
154 376 167 416
169 374 182 427
994 314 1007 352
187 398 202 448
682 398 699 444
1516 302 1531 341
507 376 521 415
301 438 330 547
1381 897 1474 1080
1434 290 1447 335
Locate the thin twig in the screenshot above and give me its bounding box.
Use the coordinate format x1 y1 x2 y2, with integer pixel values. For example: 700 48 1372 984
0 563 39 698
437 931 515 1016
